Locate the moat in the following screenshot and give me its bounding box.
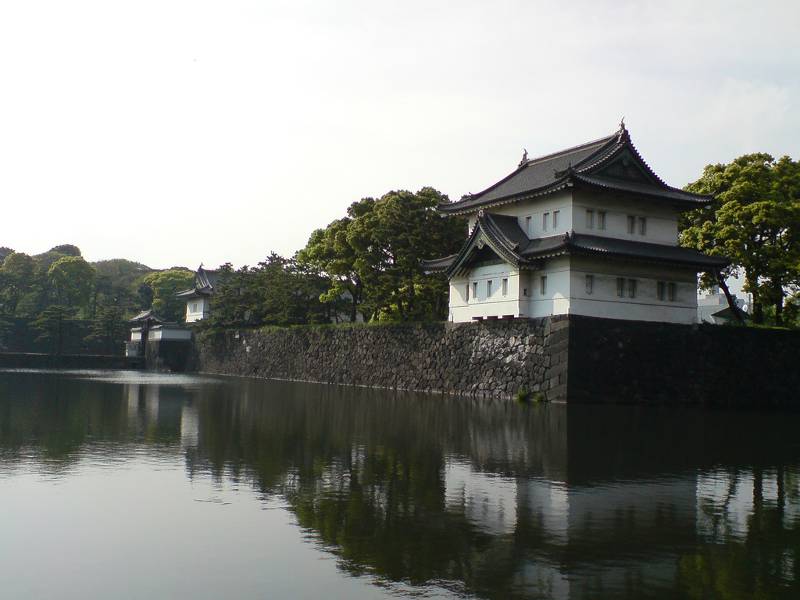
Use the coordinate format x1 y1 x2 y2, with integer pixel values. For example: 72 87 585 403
1 369 798 599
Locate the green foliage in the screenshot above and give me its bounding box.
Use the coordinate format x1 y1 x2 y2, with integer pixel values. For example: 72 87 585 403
32 305 78 355
206 254 335 329
0 247 13 265
84 305 128 354
515 388 531 403
142 269 194 322
0 252 36 315
681 153 800 325
47 256 96 314
299 187 465 322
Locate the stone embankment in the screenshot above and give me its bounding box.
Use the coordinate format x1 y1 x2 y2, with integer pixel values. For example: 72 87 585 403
194 318 569 401
193 316 800 406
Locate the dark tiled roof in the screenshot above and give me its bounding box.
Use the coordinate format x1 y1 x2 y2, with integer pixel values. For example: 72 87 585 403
176 265 218 298
440 125 711 214
540 233 730 268
129 309 163 324
572 174 709 205
420 254 458 273
425 212 728 276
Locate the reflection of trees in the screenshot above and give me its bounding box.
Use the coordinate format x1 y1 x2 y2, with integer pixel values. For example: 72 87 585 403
0 372 186 471
3 371 800 599
680 466 800 599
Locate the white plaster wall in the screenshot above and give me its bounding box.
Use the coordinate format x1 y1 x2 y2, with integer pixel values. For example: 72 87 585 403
449 262 521 322
571 189 680 245
519 257 571 318
568 256 698 324
490 190 573 239
149 327 192 341
185 297 210 323
130 329 142 342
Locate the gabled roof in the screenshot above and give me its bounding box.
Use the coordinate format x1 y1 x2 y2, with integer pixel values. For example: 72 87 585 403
421 212 728 276
176 265 218 299
129 309 163 324
439 124 712 215
422 213 530 278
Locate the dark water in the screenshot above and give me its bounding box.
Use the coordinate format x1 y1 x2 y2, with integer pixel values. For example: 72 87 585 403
0 370 798 599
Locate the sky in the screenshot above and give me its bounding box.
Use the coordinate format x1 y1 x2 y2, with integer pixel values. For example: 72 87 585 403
0 0 798 269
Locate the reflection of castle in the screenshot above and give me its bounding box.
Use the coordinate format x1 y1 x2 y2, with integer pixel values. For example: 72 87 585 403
446 456 698 598
124 383 196 448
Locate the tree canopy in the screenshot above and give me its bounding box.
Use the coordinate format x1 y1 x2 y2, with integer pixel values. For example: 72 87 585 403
681 153 800 325
298 187 465 322
142 269 195 323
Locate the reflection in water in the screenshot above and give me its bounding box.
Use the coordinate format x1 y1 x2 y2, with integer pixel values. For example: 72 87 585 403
1 369 799 599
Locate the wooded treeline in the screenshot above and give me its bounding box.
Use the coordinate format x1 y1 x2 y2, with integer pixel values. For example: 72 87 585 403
204 187 465 329
0 244 196 354
2 151 799 355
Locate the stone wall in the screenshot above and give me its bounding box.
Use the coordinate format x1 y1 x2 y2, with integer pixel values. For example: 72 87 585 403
567 315 800 407
192 316 800 406
194 317 570 401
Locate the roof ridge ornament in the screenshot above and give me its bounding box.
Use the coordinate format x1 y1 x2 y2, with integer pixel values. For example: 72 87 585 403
519 148 528 167
617 117 629 142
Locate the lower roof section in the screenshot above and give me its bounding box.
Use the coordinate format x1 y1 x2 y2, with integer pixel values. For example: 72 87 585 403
422 212 728 277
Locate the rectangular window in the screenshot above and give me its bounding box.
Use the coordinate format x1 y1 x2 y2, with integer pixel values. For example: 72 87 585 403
657 281 666 301
639 216 647 235
553 210 560 229
540 275 547 295
598 211 606 230
502 278 508 296
627 215 636 234
487 280 493 297
465 284 470 302
628 278 637 298
586 209 594 229
616 277 625 297
472 281 478 300
668 282 676 302
542 212 549 231
525 215 532 235
585 274 594 295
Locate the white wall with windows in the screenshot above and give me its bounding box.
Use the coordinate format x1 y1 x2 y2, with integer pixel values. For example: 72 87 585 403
572 190 679 246
519 257 571 318
467 190 679 246
449 262 521 322
185 296 210 323
447 255 697 324
489 191 573 239
567 256 698 323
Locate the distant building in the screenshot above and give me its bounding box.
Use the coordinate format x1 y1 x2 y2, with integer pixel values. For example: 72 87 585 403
127 309 191 358
424 123 728 324
176 265 218 323
697 286 749 324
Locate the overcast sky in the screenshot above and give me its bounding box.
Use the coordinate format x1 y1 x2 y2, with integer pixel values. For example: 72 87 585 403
0 0 797 269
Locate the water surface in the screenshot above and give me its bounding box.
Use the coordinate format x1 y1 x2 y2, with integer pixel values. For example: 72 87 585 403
1 369 799 599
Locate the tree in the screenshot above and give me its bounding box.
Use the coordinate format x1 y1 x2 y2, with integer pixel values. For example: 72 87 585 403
681 154 800 325
141 269 195 322
298 214 366 323
0 252 36 315
47 256 96 315
32 305 77 355
206 255 333 329
300 187 465 322
85 305 127 354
